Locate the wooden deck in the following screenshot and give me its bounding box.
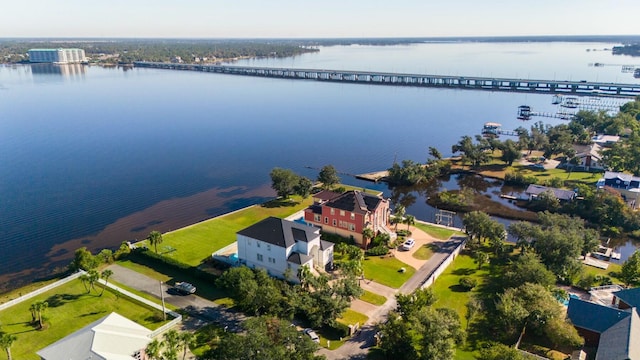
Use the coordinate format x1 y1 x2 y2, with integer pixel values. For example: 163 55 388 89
355 170 389 182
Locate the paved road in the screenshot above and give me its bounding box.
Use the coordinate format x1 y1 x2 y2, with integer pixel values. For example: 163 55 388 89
319 235 466 360
107 264 244 331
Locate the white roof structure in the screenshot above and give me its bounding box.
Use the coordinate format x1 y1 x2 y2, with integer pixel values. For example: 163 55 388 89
37 312 152 360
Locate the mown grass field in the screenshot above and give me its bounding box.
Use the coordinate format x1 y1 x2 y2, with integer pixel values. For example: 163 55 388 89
154 196 313 266
414 222 462 240
359 290 387 306
362 255 415 289
0 278 168 360
412 243 439 260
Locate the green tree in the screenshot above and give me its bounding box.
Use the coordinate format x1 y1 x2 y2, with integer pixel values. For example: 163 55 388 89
473 251 490 269
163 329 181 360
500 139 522 165
147 230 163 254
452 135 490 168
465 297 483 331
414 308 464 360
32 301 48 329
317 165 340 189
179 331 195 360
100 269 113 296
295 177 313 198
396 288 437 318
428 146 443 160
478 343 529 360
377 313 419 360
0 332 17 360
362 227 375 246
502 252 556 289
404 214 415 231
619 250 640 287
270 167 300 198
145 339 162 360
87 269 100 293
70 247 98 271
393 205 406 231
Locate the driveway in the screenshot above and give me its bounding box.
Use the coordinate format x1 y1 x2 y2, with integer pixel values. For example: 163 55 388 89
106 264 244 331
393 225 439 270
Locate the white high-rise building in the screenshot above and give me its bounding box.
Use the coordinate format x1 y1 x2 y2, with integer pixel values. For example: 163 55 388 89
28 48 87 64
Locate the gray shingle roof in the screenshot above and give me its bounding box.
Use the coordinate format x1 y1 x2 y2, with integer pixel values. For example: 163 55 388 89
525 184 576 201
325 190 383 214
596 308 640 360
287 252 313 265
237 216 320 248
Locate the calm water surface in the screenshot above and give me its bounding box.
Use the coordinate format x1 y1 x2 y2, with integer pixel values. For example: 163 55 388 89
1 42 637 288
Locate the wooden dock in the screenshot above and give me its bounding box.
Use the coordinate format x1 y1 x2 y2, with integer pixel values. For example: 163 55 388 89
583 255 609 269
355 170 389 182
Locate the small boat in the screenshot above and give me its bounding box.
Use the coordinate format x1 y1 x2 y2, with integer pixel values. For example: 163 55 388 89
482 122 501 136
561 97 579 109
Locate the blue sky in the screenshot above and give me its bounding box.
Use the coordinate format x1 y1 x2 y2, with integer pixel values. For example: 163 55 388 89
3 0 639 38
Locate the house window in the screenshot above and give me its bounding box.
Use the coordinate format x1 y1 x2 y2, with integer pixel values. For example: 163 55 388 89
333 219 337 226
314 214 321 222
247 239 252 246
349 223 356 231
267 244 271 251
330 208 335 215
350 213 355 220
340 210 345 216
325 217 329 224
257 254 263 262
257 242 261 248
268 257 276 264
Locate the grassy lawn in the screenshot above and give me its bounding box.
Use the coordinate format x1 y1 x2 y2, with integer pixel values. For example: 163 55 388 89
414 222 462 240
339 184 383 196
359 290 387 306
117 259 171 282
362 255 415 289
412 243 439 260
582 262 623 285
0 278 168 360
338 308 369 326
149 196 313 266
0 277 62 305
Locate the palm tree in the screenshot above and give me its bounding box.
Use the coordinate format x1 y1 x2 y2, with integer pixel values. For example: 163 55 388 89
32 301 48 329
79 274 90 293
28 303 37 323
404 214 415 231
179 331 195 360
0 332 17 360
393 205 405 231
87 270 100 293
362 227 375 247
145 338 162 360
100 269 113 296
147 230 163 254
162 329 180 358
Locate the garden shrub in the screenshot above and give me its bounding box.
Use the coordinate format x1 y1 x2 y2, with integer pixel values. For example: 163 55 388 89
459 276 477 291
366 245 389 257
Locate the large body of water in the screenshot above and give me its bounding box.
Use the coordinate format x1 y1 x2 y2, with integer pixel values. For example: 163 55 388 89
1 41 638 289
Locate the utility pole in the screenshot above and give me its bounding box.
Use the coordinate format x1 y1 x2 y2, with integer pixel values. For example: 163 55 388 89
160 281 166 321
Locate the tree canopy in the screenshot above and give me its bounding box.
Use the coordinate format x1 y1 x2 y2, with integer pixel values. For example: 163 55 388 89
317 165 340 189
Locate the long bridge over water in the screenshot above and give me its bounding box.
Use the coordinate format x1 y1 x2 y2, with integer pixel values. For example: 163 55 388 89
134 61 640 98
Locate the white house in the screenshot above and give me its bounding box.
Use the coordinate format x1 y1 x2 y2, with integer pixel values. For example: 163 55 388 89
37 312 152 360
236 217 334 283
573 143 605 171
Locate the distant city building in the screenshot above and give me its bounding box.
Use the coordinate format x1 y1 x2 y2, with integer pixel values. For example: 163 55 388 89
28 48 87 64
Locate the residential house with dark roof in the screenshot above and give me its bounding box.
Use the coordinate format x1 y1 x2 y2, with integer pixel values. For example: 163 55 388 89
523 184 576 202
573 143 604 171
613 287 640 310
236 217 334 283
567 292 640 360
303 190 391 248
597 171 640 209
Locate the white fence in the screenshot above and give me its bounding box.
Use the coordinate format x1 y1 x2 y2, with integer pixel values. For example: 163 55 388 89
0 270 181 338
0 271 85 311
419 236 467 290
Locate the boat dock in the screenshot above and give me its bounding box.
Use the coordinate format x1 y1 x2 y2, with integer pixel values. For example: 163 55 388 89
517 105 576 121
355 170 389 182
481 122 519 137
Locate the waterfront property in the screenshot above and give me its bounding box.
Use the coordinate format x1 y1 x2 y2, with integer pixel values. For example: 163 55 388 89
573 143 605 171
304 190 391 248
236 217 334 282
523 184 577 202
37 312 152 360
28 48 87 64
597 171 640 209
566 287 640 360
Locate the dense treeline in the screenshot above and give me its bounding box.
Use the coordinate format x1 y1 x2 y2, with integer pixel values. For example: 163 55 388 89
0 39 317 64
612 44 640 56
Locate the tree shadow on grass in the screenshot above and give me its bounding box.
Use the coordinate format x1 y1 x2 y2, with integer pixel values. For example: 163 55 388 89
45 293 82 308
448 284 472 293
145 313 166 324
79 310 106 317
261 198 300 208
452 268 476 276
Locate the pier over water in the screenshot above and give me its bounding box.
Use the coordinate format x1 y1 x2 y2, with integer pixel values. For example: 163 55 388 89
134 61 640 98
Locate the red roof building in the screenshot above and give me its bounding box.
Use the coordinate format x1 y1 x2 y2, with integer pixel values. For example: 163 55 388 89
304 190 391 248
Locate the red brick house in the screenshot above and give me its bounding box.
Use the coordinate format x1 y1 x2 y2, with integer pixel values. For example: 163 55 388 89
304 190 391 248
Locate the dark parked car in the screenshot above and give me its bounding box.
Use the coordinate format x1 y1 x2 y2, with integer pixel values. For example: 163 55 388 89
173 282 196 295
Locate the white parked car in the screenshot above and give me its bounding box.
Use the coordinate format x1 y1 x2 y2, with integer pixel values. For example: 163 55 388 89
402 238 415 251
303 328 320 343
